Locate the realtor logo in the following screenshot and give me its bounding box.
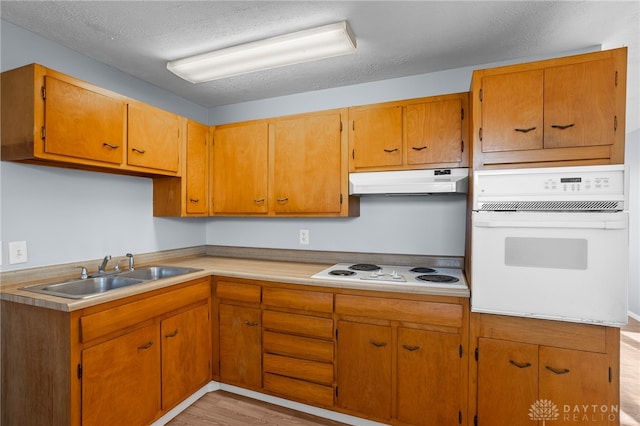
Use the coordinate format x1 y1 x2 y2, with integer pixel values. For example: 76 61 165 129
529 399 560 425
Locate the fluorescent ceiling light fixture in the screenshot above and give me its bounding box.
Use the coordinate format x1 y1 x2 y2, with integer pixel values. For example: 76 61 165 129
167 21 357 83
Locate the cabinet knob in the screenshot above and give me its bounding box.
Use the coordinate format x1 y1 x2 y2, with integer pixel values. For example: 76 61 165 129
402 344 421 352
411 146 427 151
369 339 387 348
244 320 259 327
131 147 146 154
514 127 537 133
545 365 570 375
383 148 398 153
550 123 575 130
164 329 179 338
102 142 120 150
137 341 154 350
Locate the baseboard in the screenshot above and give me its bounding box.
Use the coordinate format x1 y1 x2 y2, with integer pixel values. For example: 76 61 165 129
151 381 388 426
628 311 640 322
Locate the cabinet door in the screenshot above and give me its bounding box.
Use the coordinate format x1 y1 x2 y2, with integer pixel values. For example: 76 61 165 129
273 112 342 214
539 347 612 425
185 120 209 214
219 304 262 388
350 106 402 168
481 70 544 153
406 99 463 165
128 102 181 172
397 328 461 426
544 58 616 149
161 304 211 410
82 324 160 426
477 338 538 426
336 320 392 421
44 75 125 164
211 122 268 214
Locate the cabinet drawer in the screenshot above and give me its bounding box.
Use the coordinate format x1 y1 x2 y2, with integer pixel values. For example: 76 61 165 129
263 287 333 313
335 294 462 328
80 279 210 343
263 331 334 362
264 373 334 408
264 353 333 385
216 280 261 304
262 310 333 339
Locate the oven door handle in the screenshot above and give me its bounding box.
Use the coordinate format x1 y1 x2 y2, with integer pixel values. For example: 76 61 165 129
473 219 627 230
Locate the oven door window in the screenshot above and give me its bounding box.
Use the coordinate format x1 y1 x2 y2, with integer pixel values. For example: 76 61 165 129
504 237 588 270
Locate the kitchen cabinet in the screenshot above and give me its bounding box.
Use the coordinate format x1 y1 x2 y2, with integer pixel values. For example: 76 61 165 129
349 93 469 172
335 293 468 425
1 277 211 426
262 287 335 407
211 121 269 215
216 279 263 389
82 323 161 425
211 109 356 217
127 100 182 173
153 119 210 217
1 63 184 177
471 47 627 169
470 313 620 426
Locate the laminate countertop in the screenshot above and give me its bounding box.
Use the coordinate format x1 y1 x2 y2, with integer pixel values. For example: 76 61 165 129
0 255 470 312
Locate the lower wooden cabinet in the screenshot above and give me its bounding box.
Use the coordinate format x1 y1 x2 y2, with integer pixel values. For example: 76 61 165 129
471 313 620 426
218 304 262 389
82 323 161 425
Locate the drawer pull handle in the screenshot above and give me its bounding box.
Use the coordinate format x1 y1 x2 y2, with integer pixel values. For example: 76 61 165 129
514 127 536 133
189 198 200 203
137 341 154 350
102 142 120 149
254 198 265 203
411 146 427 151
509 360 532 369
276 197 288 203
244 320 259 327
164 329 179 338
383 148 398 153
131 147 146 154
402 344 421 352
545 365 570 375
369 340 387 348
551 123 575 130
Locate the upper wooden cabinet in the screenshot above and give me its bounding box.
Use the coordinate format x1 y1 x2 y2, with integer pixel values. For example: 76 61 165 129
211 121 269 215
211 109 357 217
349 93 469 172
127 101 181 173
471 47 627 169
153 119 210 217
1 63 182 177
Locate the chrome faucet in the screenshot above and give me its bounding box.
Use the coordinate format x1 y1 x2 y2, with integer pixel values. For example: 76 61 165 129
126 253 135 271
98 255 112 273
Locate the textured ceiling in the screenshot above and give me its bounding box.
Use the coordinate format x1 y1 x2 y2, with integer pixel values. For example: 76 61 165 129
1 1 638 108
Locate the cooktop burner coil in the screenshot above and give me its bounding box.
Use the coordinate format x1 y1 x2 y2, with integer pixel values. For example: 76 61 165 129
416 274 459 283
329 270 357 276
410 267 437 273
349 264 381 271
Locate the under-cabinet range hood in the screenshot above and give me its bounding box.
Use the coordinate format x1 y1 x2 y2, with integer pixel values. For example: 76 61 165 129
349 168 469 195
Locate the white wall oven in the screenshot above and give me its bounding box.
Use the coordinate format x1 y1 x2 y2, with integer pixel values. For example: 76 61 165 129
471 165 628 326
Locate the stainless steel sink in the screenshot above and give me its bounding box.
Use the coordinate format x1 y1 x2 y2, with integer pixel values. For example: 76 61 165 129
22 276 145 299
118 265 202 281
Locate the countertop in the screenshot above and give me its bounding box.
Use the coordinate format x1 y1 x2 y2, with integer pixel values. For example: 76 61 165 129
0 254 470 312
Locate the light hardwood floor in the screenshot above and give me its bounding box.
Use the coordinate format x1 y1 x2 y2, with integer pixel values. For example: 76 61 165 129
169 317 640 426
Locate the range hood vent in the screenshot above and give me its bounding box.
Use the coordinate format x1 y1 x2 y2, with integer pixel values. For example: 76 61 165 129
349 168 469 195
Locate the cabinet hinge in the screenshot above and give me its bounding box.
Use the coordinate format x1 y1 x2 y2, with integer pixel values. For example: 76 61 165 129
615 70 618 87
41 86 46 100
609 367 612 383
459 344 463 358
479 88 483 102
352 149 355 160
474 414 478 426
340 193 343 204
41 127 46 140
478 128 483 142
77 364 82 379
335 386 338 398
352 121 355 131
340 121 343 132
459 410 463 424
461 107 464 121
335 329 339 339
614 115 618 132
461 140 464 153
475 347 479 362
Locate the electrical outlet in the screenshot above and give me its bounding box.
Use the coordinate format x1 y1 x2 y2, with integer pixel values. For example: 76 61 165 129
8 241 28 264
299 229 310 245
